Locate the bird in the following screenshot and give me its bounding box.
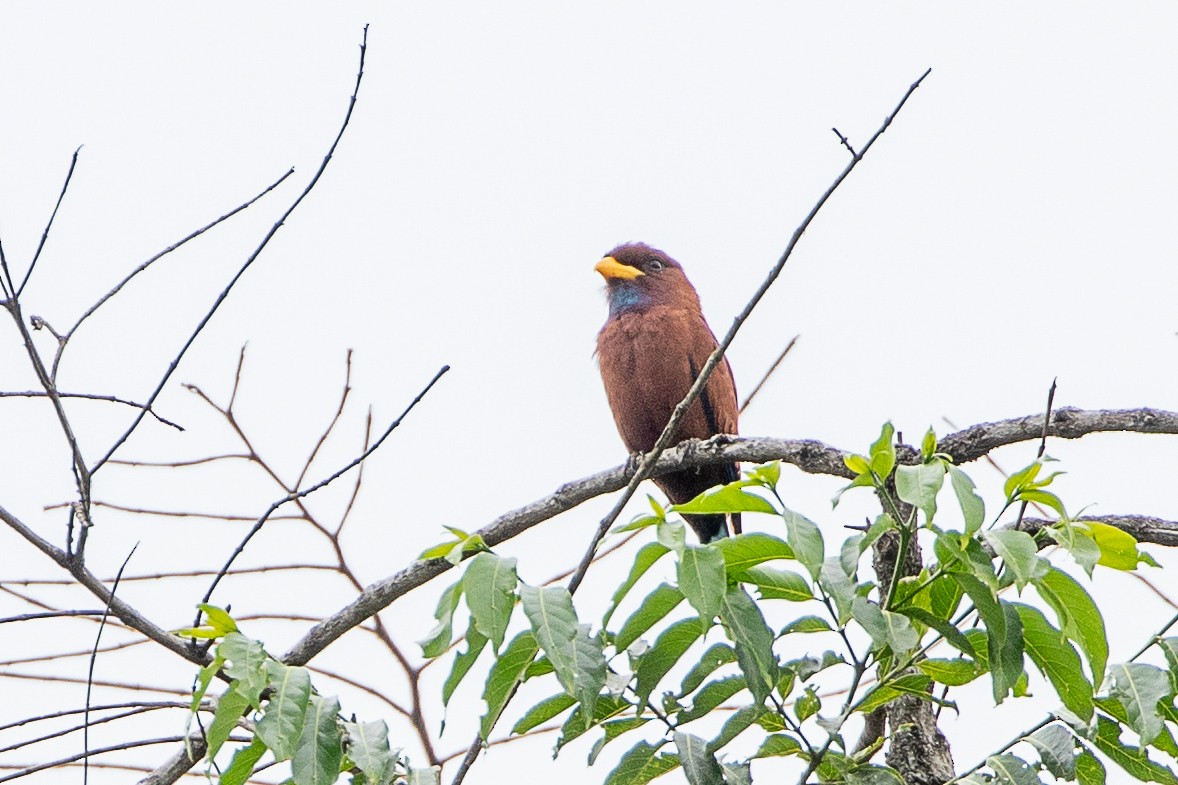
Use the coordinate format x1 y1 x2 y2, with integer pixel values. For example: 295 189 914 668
594 242 740 543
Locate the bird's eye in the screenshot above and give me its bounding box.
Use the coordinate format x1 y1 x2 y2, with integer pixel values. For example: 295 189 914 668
646 259 664 272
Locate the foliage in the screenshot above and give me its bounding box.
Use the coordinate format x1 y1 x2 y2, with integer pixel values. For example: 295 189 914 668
414 423 1173 785
176 607 438 785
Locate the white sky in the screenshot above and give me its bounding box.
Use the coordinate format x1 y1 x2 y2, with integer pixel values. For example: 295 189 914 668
2 4 1177 784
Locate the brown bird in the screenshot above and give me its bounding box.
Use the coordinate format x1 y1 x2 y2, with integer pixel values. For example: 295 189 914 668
594 242 740 542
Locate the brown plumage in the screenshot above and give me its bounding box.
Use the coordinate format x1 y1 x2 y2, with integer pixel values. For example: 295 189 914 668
594 242 740 542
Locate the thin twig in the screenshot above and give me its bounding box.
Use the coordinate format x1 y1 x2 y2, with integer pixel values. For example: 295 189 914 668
19 145 82 296
1012 378 1057 534
739 333 799 414
0 391 182 429
201 363 448 607
84 543 137 785
89 26 371 475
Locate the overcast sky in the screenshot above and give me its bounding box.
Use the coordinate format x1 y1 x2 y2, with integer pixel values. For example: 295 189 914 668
2 4 1177 784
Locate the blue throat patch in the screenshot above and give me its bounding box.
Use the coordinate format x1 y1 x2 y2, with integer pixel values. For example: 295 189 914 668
608 284 647 317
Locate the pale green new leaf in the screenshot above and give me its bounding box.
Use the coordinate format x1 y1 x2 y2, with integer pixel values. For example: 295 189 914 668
674 485 778 516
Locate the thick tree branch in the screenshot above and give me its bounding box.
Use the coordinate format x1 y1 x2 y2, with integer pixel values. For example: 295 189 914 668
283 404 1178 666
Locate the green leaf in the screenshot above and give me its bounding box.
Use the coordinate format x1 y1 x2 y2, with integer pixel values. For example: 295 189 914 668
743 566 812 602
679 643 738 696
343 720 396 785
513 692 576 735
604 740 679 785
855 674 934 714
707 705 764 753
746 461 781 488
720 587 776 705
677 676 746 724
419 579 463 658
783 507 824 580
948 466 985 536
197 603 239 635
1004 461 1043 500
1075 750 1106 785
895 606 976 658
795 686 820 721
1109 663 1170 744
954 574 1024 702
916 658 979 686
781 616 833 635
1018 488 1068 519
604 542 672 627
928 574 965 622
674 732 724 785
480 630 539 740
406 767 440 785
520 585 606 727
615 582 685 653
257 661 311 761
1013 603 1093 722
895 461 945 522
846 766 906 785
588 717 651 765
841 515 894 576
819 558 856 626
844 454 871 476
1024 724 1077 781
220 737 267 785
1088 715 1178 784
206 688 251 761
678 545 727 623
986 753 1041 785
674 485 778 516
635 618 705 710
292 694 343 785
464 552 518 653
1043 521 1102 576
219 632 268 707
558 694 634 753
1085 521 1146 570
442 620 488 707
852 597 918 655
751 733 803 759
714 533 794 577
983 530 1049 589
869 422 896 478
1033 567 1108 684
921 428 938 460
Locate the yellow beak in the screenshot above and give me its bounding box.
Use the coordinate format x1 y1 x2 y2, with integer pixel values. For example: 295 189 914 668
594 256 645 281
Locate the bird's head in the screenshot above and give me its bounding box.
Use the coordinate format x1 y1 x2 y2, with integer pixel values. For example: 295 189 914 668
594 243 702 318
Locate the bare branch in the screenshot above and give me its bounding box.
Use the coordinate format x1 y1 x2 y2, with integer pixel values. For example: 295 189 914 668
739 333 798 414
89 25 372 475
19 145 82 297
0 391 182 429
